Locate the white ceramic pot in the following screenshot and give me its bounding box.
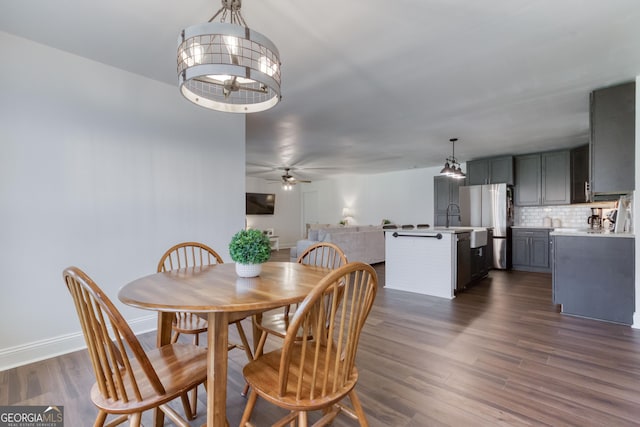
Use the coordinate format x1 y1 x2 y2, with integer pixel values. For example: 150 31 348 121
235 263 262 278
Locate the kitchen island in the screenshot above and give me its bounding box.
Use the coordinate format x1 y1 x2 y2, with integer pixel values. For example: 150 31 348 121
551 228 635 324
384 227 488 299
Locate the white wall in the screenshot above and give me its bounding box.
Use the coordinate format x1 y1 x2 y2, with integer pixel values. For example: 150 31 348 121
0 32 246 369
245 177 303 248
303 166 441 227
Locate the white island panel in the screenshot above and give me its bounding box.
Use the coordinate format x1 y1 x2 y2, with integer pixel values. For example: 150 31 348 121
385 231 456 299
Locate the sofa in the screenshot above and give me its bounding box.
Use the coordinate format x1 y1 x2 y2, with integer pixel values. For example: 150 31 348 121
289 225 385 265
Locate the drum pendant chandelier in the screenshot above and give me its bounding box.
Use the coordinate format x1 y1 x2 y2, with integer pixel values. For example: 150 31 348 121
177 0 281 113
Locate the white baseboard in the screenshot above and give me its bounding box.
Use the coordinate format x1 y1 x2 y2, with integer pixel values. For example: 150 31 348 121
0 315 157 372
633 312 640 329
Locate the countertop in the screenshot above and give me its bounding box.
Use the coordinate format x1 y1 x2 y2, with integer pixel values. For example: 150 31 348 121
512 225 633 238
549 228 634 238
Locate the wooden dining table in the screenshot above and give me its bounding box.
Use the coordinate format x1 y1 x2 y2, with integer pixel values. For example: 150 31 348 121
118 261 331 427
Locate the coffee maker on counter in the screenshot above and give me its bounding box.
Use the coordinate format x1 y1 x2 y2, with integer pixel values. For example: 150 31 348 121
587 207 603 229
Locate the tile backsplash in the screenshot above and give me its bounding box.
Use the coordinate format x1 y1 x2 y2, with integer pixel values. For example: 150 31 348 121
514 202 616 228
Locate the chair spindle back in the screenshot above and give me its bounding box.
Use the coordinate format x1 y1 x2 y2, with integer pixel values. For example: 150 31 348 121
297 242 348 270
157 241 223 272
64 267 164 404
277 262 377 401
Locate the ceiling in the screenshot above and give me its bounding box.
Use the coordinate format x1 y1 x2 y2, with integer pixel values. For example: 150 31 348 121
3 1 640 183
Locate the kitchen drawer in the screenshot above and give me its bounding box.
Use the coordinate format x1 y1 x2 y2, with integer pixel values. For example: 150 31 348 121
513 229 548 238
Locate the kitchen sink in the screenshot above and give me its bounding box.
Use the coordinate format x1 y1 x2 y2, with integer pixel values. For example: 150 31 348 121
470 229 487 248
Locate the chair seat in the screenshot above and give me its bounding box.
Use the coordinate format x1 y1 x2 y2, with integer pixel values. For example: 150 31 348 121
256 309 312 341
91 343 208 413
173 313 208 335
243 343 358 412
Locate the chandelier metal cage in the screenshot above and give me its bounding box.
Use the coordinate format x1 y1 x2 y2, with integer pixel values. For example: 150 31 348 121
440 138 466 179
177 0 281 113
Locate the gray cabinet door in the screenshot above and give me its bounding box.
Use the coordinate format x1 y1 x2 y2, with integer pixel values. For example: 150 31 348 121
434 176 450 215
591 81 635 194
530 235 549 269
467 160 489 185
515 155 541 206
511 231 530 266
450 179 461 206
490 156 514 185
541 150 570 205
571 144 589 203
434 214 446 227
434 176 462 226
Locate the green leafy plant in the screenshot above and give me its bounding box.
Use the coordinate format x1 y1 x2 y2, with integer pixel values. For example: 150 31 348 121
382 219 391 225
229 229 272 265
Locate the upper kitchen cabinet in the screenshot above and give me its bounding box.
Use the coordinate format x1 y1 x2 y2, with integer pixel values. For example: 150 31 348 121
542 150 571 205
466 156 514 185
570 144 589 204
514 154 541 205
515 150 570 206
590 81 635 196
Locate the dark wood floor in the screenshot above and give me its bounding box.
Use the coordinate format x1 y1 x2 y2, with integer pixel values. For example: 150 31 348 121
3 249 640 426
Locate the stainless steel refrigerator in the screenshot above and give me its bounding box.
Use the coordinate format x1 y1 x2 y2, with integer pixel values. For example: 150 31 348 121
459 184 514 269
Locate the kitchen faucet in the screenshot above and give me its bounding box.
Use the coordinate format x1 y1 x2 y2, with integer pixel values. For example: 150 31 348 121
446 203 460 228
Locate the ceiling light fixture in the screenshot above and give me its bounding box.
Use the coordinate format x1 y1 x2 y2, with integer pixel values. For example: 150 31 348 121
440 138 466 179
177 0 281 113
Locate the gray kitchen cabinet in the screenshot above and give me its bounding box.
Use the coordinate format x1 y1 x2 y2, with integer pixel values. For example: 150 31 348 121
515 150 570 206
553 235 634 325
541 150 570 205
467 156 514 185
512 228 550 272
571 144 589 204
590 81 635 196
434 176 462 227
514 154 541 206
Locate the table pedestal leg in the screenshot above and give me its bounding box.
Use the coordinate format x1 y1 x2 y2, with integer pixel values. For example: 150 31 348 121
206 312 229 427
154 312 174 427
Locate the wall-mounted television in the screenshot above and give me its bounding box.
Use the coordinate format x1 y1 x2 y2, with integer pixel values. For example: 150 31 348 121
246 192 276 215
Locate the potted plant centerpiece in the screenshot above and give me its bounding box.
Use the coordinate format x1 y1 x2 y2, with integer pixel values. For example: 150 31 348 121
229 229 272 277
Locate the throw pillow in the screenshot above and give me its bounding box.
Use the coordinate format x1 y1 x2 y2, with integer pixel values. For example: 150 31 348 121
317 229 328 241
308 229 319 240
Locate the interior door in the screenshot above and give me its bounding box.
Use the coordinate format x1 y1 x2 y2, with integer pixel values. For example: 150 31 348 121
302 190 319 237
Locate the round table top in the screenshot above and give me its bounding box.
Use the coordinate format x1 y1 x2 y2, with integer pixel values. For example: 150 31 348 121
118 261 330 313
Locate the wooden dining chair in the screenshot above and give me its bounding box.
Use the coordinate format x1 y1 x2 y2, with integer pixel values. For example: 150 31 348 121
240 262 378 427
157 241 254 412
243 242 348 397
253 242 348 356
63 266 208 426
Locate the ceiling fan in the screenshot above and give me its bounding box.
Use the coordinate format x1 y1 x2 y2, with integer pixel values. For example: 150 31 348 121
270 168 312 190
